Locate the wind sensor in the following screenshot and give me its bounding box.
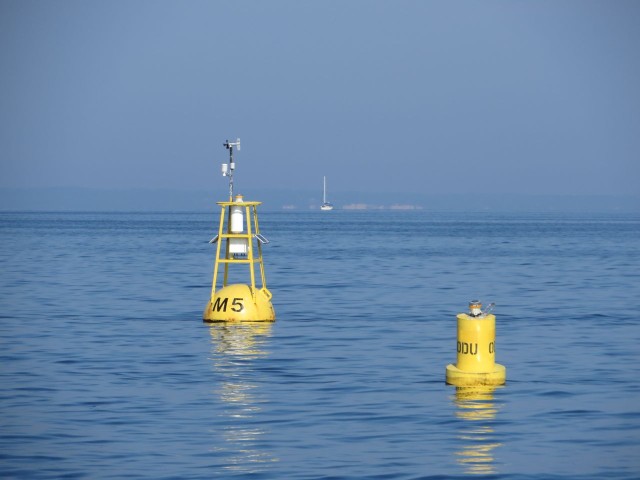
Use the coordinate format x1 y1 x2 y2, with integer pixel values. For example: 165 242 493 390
221 138 240 200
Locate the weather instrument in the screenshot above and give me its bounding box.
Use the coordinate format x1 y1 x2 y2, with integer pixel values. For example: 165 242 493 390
221 138 240 200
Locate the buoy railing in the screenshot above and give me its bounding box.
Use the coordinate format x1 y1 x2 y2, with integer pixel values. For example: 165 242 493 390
210 200 267 299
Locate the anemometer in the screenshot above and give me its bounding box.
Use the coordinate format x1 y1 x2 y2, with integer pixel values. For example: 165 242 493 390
221 138 240 200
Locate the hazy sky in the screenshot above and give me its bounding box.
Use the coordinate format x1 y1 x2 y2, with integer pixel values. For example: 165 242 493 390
1 0 639 197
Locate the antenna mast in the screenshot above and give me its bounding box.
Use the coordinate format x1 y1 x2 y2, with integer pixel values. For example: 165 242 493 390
222 138 240 200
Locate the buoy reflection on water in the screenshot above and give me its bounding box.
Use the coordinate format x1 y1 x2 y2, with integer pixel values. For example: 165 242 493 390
452 385 504 475
208 322 278 473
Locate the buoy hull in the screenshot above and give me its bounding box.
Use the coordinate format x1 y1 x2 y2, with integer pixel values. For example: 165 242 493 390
203 284 275 322
456 313 496 372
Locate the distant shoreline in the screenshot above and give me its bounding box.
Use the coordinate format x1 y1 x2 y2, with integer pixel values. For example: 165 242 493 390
1 187 638 213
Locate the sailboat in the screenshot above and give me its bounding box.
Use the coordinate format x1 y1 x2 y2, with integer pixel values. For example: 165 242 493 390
320 176 334 211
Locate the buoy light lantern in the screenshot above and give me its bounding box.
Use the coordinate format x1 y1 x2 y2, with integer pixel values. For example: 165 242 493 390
445 301 506 386
203 139 276 322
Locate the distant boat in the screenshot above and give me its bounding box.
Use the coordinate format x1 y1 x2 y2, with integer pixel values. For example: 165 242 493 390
320 176 334 211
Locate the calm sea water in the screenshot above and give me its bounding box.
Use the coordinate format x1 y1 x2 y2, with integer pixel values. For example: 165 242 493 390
1 210 639 479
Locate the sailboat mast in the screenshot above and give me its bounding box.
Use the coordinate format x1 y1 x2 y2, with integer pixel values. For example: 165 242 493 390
323 176 327 203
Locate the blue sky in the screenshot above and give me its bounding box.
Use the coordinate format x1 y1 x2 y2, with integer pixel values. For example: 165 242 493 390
1 0 639 199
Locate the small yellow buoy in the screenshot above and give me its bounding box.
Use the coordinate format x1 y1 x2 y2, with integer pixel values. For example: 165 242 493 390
446 301 506 386
203 139 275 323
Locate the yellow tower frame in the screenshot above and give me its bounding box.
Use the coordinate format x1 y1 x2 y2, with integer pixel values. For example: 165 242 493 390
204 198 275 322
211 200 268 298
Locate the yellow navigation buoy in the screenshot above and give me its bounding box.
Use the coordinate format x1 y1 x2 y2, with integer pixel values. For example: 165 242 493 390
446 301 506 386
203 139 275 323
